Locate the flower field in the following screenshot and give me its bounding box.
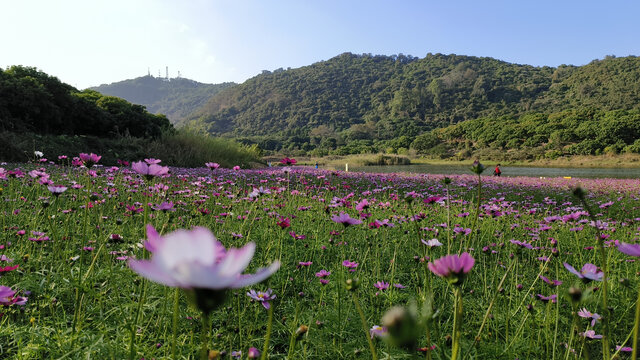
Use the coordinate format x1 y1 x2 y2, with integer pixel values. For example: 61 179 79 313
1 156 640 359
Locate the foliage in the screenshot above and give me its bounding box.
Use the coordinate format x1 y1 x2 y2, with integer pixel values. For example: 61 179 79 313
429 108 640 160
184 53 640 156
0 66 173 139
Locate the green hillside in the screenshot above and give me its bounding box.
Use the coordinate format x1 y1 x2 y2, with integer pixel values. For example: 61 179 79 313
90 76 235 123
182 53 640 156
0 66 172 138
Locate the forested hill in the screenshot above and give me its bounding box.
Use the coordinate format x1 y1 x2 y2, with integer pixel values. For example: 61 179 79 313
90 76 235 123
0 66 172 138
182 53 640 142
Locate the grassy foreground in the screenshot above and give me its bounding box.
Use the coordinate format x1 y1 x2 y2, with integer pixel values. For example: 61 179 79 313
1 159 640 359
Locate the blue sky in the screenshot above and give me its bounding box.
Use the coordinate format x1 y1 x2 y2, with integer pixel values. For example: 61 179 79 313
1 0 638 89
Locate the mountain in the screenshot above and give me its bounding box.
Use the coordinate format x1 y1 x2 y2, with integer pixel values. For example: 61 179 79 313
180 53 640 154
90 76 235 123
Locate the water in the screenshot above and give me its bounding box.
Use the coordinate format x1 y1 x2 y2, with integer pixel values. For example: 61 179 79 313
347 164 640 179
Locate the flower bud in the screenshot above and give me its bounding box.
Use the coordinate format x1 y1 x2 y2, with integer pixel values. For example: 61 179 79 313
381 306 419 350
345 278 359 292
295 325 309 340
568 287 583 303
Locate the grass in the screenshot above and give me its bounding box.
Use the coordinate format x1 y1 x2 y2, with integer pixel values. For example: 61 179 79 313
0 159 639 359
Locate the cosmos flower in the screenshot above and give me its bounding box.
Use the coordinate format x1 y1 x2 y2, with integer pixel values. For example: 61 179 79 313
78 153 101 168
428 252 475 286
131 161 169 179
374 281 389 291
580 330 603 339
205 162 220 169
578 308 601 327
247 347 261 358
144 158 162 164
151 201 175 212
342 260 359 272
331 212 363 227
617 243 640 257
280 157 297 165
47 185 68 196
370 325 388 339
246 288 276 309
422 238 443 247
129 225 280 313
563 262 604 282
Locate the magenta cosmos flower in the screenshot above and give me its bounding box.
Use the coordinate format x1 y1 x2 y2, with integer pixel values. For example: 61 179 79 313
205 162 220 170
280 157 297 165
78 153 101 168
131 161 169 179
129 225 280 313
428 252 475 285
563 262 603 282
331 212 363 227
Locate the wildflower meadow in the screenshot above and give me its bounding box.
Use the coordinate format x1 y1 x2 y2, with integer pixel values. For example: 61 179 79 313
2 154 640 359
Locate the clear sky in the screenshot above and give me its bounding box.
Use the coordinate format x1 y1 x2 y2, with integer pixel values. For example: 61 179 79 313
2 0 638 89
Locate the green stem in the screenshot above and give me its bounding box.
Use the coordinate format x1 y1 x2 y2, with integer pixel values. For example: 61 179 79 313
579 194 611 360
262 305 274 360
352 292 378 360
632 284 640 360
129 279 147 360
451 288 463 360
200 312 210 360
171 288 180 360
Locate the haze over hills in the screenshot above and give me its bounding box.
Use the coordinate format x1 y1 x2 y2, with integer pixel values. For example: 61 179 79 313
90 76 235 124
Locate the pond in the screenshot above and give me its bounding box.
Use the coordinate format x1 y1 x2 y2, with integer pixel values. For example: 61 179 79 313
345 164 640 179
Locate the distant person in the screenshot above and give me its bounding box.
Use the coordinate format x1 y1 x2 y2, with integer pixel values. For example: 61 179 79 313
315 162 318 169
494 164 502 177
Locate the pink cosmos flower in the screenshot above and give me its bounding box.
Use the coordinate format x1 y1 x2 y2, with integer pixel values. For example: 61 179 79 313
131 161 169 179
578 308 601 327
247 347 261 358
47 185 68 196
580 330 603 339
428 252 475 285
205 162 220 169
331 212 363 227
0 286 27 306
233 166 241 171
315 269 331 278
128 225 280 303
144 158 162 164
617 243 640 257
246 288 276 309
370 325 388 339
78 153 101 168
342 260 359 272
563 262 603 282
374 281 389 291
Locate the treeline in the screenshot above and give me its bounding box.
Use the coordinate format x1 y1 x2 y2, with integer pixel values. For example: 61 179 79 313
0 66 172 138
412 108 640 160
0 66 261 166
181 53 640 157
90 76 235 123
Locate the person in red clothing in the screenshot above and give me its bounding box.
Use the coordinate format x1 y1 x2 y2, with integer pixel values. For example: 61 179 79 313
493 164 502 177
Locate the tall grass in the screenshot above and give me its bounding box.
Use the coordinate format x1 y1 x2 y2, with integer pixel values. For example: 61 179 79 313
0 130 261 167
